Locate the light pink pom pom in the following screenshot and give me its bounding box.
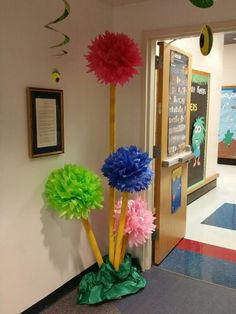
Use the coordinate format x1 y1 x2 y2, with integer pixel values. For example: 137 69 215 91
114 197 155 248
85 30 142 86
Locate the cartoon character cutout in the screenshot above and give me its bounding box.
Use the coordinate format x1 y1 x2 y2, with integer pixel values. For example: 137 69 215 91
191 117 205 167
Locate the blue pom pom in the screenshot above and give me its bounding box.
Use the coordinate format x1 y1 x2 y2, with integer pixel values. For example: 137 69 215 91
101 146 153 192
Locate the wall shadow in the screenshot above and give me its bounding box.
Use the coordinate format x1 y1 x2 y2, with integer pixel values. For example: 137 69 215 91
40 206 85 275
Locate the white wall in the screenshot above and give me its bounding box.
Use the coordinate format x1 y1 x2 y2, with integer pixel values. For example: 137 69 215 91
0 1 112 313
172 34 224 178
222 44 236 85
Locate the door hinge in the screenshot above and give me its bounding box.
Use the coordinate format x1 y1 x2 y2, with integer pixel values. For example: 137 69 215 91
155 55 163 70
153 145 161 158
152 228 159 240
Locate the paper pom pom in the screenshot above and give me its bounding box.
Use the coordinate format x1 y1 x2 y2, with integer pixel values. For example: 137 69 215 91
114 197 155 248
45 164 103 219
85 30 142 85
101 146 153 192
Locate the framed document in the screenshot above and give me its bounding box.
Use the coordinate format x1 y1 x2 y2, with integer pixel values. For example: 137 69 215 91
27 87 64 158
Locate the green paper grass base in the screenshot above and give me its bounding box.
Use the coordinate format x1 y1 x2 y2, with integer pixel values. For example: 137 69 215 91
77 254 146 304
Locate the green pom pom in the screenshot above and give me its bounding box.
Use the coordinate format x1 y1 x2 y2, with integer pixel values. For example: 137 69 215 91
45 164 104 219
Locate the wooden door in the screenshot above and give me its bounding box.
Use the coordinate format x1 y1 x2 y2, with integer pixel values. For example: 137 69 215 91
154 42 193 264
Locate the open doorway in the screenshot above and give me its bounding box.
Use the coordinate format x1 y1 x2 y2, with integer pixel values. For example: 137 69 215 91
144 28 236 266
185 32 236 250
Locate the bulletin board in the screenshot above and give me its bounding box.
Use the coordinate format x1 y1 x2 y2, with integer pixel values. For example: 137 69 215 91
187 70 210 189
218 86 236 164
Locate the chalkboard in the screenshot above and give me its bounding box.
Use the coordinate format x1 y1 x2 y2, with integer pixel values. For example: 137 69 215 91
168 50 189 156
188 70 209 189
218 86 236 161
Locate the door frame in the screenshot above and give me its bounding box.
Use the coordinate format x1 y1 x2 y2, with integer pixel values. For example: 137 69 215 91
154 43 192 264
140 19 236 271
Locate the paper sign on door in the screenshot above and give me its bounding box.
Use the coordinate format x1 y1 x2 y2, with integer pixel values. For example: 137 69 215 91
171 166 182 214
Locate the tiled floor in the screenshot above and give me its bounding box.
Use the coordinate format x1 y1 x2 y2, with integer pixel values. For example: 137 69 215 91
201 202 236 230
159 239 236 289
186 164 236 250
159 164 236 289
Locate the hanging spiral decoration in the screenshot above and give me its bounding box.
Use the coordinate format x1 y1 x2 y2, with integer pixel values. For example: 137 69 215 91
189 0 214 8
44 0 71 56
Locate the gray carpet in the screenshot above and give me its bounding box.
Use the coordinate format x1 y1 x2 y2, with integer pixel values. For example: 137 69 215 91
41 267 236 314
41 288 121 314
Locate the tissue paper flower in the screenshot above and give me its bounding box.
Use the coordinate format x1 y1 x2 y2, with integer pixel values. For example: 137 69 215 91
85 30 142 85
114 197 155 247
101 146 153 192
45 164 103 219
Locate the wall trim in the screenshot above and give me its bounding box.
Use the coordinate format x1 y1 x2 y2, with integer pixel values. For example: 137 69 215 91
142 19 236 42
187 177 218 205
187 173 219 195
218 158 236 165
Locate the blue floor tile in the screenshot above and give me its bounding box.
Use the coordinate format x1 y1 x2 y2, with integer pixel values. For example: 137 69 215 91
201 203 236 230
159 248 236 289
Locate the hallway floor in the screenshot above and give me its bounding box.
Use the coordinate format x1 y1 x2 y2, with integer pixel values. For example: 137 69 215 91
159 164 236 290
186 164 236 250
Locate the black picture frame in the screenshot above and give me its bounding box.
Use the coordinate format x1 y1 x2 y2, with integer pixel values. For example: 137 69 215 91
27 87 64 158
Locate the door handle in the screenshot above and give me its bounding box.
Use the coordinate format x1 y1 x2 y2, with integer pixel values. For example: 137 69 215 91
162 156 180 167
162 146 194 167
178 151 194 163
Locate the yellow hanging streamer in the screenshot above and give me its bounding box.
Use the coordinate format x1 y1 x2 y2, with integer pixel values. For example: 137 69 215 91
114 192 129 271
81 218 103 267
108 84 116 265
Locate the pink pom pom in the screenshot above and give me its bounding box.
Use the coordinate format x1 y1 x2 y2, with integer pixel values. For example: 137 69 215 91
114 197 155 248
85 30 142 86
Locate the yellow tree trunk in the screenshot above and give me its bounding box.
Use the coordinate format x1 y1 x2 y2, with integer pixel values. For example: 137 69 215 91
81 218 103 267
108 84 116 265
114 192 129 271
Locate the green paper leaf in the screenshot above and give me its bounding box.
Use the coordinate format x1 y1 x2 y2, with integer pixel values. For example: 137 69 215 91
77 254 146 304
190 0 214 8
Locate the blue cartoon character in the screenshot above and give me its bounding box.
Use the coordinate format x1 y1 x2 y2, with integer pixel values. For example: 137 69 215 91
191 117 205 167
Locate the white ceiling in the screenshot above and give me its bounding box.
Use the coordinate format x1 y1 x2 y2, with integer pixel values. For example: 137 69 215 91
99 0 150 6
